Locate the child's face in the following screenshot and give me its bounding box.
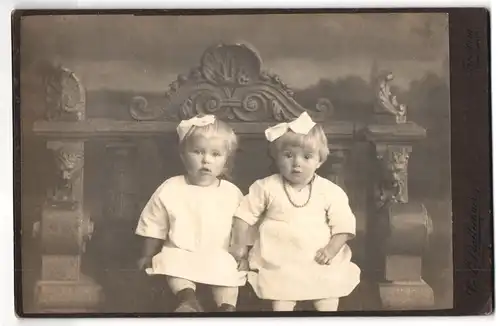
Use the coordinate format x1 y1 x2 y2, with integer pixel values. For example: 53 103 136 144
181 135 229 186
275 145 322 186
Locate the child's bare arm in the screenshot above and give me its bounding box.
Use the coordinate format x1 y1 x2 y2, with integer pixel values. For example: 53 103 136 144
137 237 164 270
141 237 164 257
315 233 352 265
229 218 251 260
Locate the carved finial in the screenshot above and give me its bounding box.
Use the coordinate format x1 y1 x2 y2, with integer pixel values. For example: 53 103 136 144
374 72 407 124
42 62 86 121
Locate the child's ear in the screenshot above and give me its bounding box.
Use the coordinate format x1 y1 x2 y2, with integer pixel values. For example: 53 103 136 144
179 150 186 165
316 158 327 170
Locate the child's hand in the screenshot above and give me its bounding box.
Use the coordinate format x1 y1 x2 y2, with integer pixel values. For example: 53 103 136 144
315 247 335 265
237 259 250 271
315 234 350 265
137 256 153 271
229 244 248 262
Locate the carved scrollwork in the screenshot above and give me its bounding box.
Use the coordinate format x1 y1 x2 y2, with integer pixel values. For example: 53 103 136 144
314 98 334 120
129 96 165 121
179 90 223 120
259 70 295 97
270 99 296 121
243 94 265 113
375 146 411 208
47 142 84 210
374 73 407 124
232 86 305 121
129 43 334 122
42 62 86 121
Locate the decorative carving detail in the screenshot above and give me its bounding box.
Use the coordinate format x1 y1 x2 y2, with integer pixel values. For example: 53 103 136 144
129 96 163 121
259 70 295 97
179 89 224 120
42 62 86 121
201 43 262 86
47 142 84 210
316 98 334 116
374 73 407 124
129 43 333 122
375 146 411 208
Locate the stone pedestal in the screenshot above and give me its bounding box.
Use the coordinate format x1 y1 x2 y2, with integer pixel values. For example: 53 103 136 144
379 280 435 309
365 81 435 310
33 143 102 312
32 65 102 313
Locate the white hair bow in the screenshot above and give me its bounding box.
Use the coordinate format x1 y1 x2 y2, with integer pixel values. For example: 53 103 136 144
264 112 316 142
177 114 216 141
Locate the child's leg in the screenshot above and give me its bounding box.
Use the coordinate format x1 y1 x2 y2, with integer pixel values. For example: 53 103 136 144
211 286 239 311
167 276 203 312
272 300 297 311
312 297 339 311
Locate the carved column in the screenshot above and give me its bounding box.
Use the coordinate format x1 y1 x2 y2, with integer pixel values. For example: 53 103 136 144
365 72 434 310
32 64 102 312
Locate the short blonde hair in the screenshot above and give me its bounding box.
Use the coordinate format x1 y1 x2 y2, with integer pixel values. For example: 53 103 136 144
269 123 330 164
179 116 238 180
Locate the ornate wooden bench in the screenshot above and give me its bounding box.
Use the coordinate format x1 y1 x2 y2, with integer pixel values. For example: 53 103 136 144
30 43 434 313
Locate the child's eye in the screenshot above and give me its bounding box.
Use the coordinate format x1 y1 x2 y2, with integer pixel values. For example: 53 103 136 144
304 154 313 160
212 151 221 157
283 152 293 158
193 149 202 155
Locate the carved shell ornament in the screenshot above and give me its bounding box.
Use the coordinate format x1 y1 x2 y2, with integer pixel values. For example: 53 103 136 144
200 43 262 87
129 43 334 122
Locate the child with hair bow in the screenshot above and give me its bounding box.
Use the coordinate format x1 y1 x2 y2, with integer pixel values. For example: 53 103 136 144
135 114 246 313
229 112 360 312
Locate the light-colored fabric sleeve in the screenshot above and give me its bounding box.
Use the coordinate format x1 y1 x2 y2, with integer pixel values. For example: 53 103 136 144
326 185 357 237
234 179 268 226
135 186 169 240
235 185 244 204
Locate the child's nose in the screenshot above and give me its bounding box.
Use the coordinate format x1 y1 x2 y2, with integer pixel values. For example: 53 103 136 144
202 154 212 163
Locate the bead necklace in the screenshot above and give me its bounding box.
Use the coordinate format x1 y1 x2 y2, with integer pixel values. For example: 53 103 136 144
282 175 315 208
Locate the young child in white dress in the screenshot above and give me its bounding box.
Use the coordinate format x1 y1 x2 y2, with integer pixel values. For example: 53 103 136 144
230 112 361 312
135 114 247 313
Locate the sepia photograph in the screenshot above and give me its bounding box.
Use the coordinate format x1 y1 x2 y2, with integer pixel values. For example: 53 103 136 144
16 11 454 315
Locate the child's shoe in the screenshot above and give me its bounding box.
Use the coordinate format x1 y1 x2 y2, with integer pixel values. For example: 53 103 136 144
217 303 236 312
174 288 203 313
174 299 204 313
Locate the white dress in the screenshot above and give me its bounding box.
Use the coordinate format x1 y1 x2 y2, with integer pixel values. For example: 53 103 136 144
235 174 361 301
135 175 247 287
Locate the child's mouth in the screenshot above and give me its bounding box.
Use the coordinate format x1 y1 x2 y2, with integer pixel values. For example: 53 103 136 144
200 168 212 174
